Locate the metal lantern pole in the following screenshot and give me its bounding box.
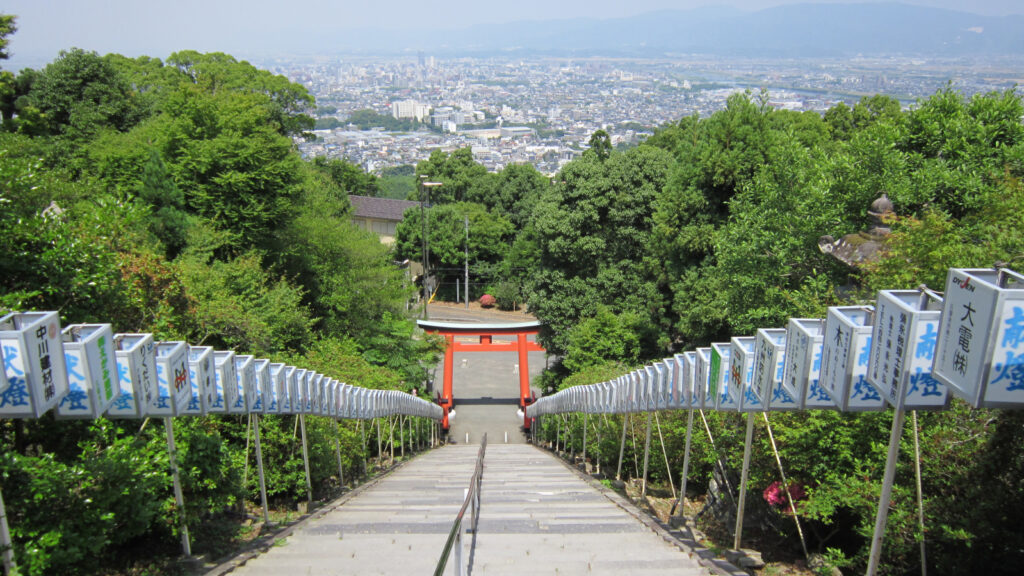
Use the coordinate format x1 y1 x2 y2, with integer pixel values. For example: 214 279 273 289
333 420 345 491
867 408 907 576
616 414 629 481
299 414 313 503
734 412 757 551
676 408 695 519
253 414 271 526
582 412 588 469
465 215 470 309
641 412 653 498
0 488 16 575
164 417 192 556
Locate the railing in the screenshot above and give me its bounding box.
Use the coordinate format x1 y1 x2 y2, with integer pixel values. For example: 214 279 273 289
434 433 487 576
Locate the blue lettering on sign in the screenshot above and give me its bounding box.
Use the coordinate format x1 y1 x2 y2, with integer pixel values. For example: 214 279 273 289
213 393 224 408
3 346 24 376
745 387 760 406
118 362 130 384
113 392 134 411
773 383 795 404
187 395 200 411
65 353 86 382
0 377 30 407
851 376 880 401
916 324 938 360
808 380 832 402
908 367 943 397
813 349 822 371
858 339 871 367
1003 307 1024 349
991 350 1024 392
60 390 89 411
156 395 170 409
776 362 784 381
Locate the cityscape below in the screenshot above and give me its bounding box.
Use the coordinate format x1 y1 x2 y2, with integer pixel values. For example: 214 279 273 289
268 53 1024 176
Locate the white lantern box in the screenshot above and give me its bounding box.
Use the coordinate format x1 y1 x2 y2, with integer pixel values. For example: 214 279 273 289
281 365 296 414
695 347 713 410
107 333 157 419
652 363 668 410
56 324 118 419
212 351 237 415
252 359 271 414
710 342 737 411
0 311 69 418
292 368 308 414
187 346 215 416
668 354 685 409
754 329 797 411
326 378 338 417
312 373 324 415
150 341 191 416
731 337 762 412
782 319 835 410
267 363 286 414
820 307 886 412
934 268 1024 408
867 290 949 411
228 355 255 414
679 352 698 408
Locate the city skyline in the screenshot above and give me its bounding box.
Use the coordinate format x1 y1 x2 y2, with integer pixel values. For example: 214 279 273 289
3 1 1022 69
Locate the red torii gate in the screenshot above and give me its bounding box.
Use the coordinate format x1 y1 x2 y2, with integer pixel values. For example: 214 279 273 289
417 320 545 432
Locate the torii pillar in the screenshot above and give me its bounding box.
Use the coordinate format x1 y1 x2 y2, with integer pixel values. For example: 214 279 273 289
418 320 545 432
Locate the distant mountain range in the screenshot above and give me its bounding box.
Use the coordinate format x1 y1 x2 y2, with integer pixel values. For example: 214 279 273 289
311 2 1024 58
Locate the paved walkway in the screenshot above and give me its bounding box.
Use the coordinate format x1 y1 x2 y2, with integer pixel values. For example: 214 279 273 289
227 443 710 575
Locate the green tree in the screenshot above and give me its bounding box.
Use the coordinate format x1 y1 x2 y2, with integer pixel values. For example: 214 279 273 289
413 147 489 204
529 145 672 354
139 148 189 258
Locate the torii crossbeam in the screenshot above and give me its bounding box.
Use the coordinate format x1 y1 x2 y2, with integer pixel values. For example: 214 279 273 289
417 320 545 432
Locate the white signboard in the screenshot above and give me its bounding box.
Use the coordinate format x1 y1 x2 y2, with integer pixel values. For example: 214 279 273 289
755 328 797 411
934 268 1024 408
57 324 118 419
820 307 885 412
107 334 157 419
731 337 762 412
710 343 737 411
695 348 712 409
151 341 191 416
867 290 948 410
0 311 69 418
212 351 237 415
253 359 271 413
267 363 285 414
680 352 698 408
187 346 215 415
782 319 834 410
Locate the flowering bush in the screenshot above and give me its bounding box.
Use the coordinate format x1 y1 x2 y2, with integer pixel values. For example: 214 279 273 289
479 294 496 307
763 481 806 514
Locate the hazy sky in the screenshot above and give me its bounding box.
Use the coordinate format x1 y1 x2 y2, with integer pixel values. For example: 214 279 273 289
2 1 1021 68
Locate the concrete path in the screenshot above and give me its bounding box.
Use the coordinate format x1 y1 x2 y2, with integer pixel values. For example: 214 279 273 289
226 443 709 575
228 444 481 576
472 444 708 575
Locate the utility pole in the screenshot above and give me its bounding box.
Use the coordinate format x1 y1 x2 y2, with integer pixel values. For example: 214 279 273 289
419 177 442 319
464 215 470 309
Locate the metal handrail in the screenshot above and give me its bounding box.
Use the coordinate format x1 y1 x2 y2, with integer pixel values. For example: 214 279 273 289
433 433 487 576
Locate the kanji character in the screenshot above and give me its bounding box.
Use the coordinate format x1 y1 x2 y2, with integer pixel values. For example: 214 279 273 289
916 323 938 360
1002 307 1024 349
991 350 1024 392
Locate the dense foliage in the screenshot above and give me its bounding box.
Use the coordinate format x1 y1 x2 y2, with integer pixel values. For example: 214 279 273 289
0 19 441 575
